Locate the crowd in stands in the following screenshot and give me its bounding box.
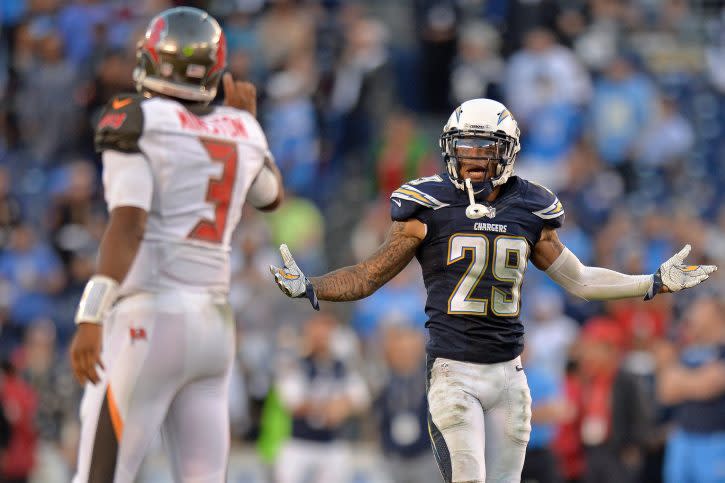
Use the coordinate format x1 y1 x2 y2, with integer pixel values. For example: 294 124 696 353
0 0 724 482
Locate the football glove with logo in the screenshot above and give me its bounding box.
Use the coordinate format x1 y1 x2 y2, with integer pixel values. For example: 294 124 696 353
645 244 718 300
270 244 319 310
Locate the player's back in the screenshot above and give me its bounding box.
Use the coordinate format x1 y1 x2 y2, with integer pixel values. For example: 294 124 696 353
95 94 269 297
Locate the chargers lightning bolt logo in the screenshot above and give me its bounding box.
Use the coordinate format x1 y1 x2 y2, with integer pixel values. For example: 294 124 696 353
497 110 511 126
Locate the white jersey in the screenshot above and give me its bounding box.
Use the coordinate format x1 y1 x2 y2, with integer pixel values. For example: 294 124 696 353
95 94 270 296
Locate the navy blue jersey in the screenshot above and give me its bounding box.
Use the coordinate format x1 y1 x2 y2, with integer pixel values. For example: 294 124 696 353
391 174 564 363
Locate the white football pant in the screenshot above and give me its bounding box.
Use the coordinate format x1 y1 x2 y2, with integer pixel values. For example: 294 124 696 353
73 291 235 483
427 356 532 483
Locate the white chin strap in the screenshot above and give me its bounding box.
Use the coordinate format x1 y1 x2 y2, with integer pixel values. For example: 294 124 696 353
464 178 494 219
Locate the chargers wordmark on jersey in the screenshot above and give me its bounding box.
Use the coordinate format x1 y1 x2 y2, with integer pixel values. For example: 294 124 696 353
474 222 507 233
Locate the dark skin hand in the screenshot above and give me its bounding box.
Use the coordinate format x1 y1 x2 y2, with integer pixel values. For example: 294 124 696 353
222 72 257 117
69 206 147 385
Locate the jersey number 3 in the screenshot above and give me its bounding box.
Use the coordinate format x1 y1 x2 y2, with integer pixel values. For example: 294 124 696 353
447 234 529 316
187 138 238 244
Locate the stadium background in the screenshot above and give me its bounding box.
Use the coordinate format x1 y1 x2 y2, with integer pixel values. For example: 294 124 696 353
0 0 724 482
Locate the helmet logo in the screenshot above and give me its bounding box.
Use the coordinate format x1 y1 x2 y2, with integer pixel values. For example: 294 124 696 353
497 109 511 126
144 17 167 64
182 45 195 57
208 31 227 77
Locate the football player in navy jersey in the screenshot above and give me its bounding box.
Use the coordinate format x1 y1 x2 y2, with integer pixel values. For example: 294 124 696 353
271 98 717 483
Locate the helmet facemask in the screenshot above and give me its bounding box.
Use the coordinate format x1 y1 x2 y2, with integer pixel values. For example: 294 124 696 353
440 130 518 196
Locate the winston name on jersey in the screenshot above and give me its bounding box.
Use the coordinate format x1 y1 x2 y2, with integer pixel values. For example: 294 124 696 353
391 174 564 364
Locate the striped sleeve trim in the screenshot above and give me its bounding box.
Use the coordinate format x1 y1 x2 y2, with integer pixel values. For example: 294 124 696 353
391 185 449 210
532 198 564 219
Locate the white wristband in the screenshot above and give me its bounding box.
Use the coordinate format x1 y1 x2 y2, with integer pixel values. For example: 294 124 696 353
75 275 120 325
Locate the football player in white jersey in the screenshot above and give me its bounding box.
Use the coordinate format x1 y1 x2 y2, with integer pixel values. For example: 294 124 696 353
68 7 282 483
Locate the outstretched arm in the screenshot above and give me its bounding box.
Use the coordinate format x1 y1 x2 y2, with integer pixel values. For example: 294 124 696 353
532 227 717 301
312 220 424 301
271 219 425 306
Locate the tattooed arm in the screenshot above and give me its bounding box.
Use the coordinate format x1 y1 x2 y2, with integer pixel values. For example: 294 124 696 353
271 219 426 305
311 219 425 301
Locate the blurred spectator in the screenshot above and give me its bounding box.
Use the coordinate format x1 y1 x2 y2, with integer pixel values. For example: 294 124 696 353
449 21 503 106
589 54 656 186
522 345 572 483
14 320 79 483
328 16 394 166
656 296 725 483
47 161 102 267
505 28 591 127
634 95 694 170
500 0 561 57
14 25 84 162
263 69 320 199
557 141 623 237
350 264 427 342
577 318 650 483
552 361 585 483
0 360 37 483
56 0 112 68
275 313 370 483
0 223 65 326
524 287 579 381
571 0 629 72
375 323 438 483
374 111 435 197
414 0 459 115
0 167 23 250
0 394 8 455
257 0 314 71
618 300 671 483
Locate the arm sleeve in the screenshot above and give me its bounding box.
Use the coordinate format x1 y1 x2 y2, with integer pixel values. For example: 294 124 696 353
545 247 653 301
102 151 153 211
247 161 280 208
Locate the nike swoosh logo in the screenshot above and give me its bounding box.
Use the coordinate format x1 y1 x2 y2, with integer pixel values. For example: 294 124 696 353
392 198 402 207
515 365 524 372
112 98 132 109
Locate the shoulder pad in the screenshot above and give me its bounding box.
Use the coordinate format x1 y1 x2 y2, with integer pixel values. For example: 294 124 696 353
390 175 449 222
94 93 145 153
523 179 565 229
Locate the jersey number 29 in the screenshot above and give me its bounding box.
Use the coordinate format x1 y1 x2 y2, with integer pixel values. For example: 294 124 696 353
447 234 529 316
187 138 238 244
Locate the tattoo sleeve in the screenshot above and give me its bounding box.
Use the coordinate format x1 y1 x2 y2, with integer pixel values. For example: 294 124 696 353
310 221 422 301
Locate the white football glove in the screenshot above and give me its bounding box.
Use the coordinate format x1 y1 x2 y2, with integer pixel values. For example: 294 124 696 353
270 244 319 310
645 244 718 300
